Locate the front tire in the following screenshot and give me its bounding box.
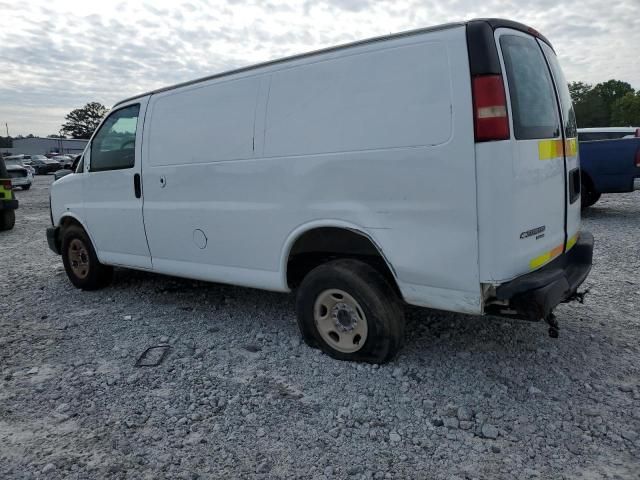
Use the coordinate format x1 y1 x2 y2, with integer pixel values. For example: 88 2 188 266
296 259 405 363
22 184 31 190
0 210 16 231
61 225 113 290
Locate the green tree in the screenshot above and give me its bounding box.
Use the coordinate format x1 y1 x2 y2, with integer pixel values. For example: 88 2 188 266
61 102 107 139
568 81 592 104
610 92 640 126
568 79 637 128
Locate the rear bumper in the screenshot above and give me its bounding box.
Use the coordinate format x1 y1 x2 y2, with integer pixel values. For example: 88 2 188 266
11 177 31 186
46 226 61 255
634 178 640 190
487 232 594 320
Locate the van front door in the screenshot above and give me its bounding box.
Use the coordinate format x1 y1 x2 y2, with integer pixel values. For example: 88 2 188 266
83 101 151 269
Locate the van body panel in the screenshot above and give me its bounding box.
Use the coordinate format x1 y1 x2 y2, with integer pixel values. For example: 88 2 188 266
140 25 481 312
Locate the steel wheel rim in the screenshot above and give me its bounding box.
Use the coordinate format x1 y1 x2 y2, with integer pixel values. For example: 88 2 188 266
69 238 90 279
314 289 368 353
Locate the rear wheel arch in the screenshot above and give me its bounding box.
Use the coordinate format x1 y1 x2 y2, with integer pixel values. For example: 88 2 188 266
283 225 402 299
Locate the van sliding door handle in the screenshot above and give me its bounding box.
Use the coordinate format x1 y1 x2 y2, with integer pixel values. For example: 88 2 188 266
134 173 141 198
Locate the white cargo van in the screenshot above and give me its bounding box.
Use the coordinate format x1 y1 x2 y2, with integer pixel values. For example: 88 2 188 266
48 19 593 363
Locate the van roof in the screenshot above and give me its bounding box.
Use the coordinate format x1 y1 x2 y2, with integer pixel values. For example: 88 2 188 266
577 127 639 133
114 18 550 108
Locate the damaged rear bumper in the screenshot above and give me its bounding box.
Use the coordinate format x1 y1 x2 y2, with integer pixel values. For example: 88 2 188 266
486 231 594 321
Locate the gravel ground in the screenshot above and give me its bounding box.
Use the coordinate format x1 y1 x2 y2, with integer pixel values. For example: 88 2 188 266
1 175 639 479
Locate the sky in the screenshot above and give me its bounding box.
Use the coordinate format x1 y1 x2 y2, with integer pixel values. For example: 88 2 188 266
1 0 639 137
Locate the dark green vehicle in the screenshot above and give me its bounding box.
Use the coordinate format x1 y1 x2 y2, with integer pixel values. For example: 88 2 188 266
0 156 18 231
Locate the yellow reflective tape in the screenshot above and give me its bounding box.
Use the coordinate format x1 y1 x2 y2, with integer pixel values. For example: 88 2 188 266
538 138 578 160
566 232 579 251
529 232 580 270
565 138 578 157
529 243 563 270
538 139 561 160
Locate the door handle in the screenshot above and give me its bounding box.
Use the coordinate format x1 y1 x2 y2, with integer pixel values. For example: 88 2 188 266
134 173 141 198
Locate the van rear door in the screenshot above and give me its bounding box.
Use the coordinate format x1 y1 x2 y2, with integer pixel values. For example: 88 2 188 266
538 41 581 250
497 30 567 274
474 27 571 283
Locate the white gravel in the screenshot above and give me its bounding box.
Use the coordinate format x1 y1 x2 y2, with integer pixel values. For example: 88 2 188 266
1 175 639 479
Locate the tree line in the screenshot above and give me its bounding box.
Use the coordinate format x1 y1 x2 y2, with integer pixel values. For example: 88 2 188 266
569 79 640 127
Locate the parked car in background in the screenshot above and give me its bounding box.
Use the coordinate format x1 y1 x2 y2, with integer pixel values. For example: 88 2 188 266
579 136 640 208
54 155 82 180
0 156 18 230
52 155 74 169
3 157 33 190
48 18 593 362
578 127 639 142
31 157 62 174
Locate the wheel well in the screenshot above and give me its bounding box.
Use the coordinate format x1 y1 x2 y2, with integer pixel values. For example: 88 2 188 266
60 216 83 231
286 227 401 297
581 171 595 192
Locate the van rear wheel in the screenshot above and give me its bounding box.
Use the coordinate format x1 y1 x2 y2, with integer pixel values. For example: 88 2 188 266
61 225 113 290
295 259 404 363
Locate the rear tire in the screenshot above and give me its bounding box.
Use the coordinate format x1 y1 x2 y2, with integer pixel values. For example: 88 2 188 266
0 210 16 231
61 225 113 290
295 259 405 363
581 178 600 209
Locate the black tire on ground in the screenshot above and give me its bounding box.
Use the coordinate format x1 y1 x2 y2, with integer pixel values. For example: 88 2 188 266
61 224 113 290
0 210 16 231
295 258 405 364
581 178 601 209
22 184 31 190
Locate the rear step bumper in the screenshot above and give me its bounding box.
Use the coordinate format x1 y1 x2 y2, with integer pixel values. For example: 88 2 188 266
488 231 594 321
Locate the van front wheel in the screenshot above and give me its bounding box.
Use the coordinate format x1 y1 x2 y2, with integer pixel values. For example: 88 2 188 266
61 225 113 290
295 259 404 363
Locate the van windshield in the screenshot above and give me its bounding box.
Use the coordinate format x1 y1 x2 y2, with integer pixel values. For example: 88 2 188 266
539 42 577 139
500 35 560 140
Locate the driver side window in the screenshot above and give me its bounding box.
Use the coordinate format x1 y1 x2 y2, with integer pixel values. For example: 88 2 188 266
90 104 140 172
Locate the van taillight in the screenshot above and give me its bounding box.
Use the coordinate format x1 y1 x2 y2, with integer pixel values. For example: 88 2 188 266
472 75 510 142
635 147 640 168
635 128 640 137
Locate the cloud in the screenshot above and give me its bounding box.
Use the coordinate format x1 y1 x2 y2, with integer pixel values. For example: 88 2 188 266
0 0 638 135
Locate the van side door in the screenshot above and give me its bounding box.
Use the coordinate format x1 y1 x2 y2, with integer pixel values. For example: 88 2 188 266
83 99 151 269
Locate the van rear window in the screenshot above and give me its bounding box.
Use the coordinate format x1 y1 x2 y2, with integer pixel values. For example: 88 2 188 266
500 35 559 140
